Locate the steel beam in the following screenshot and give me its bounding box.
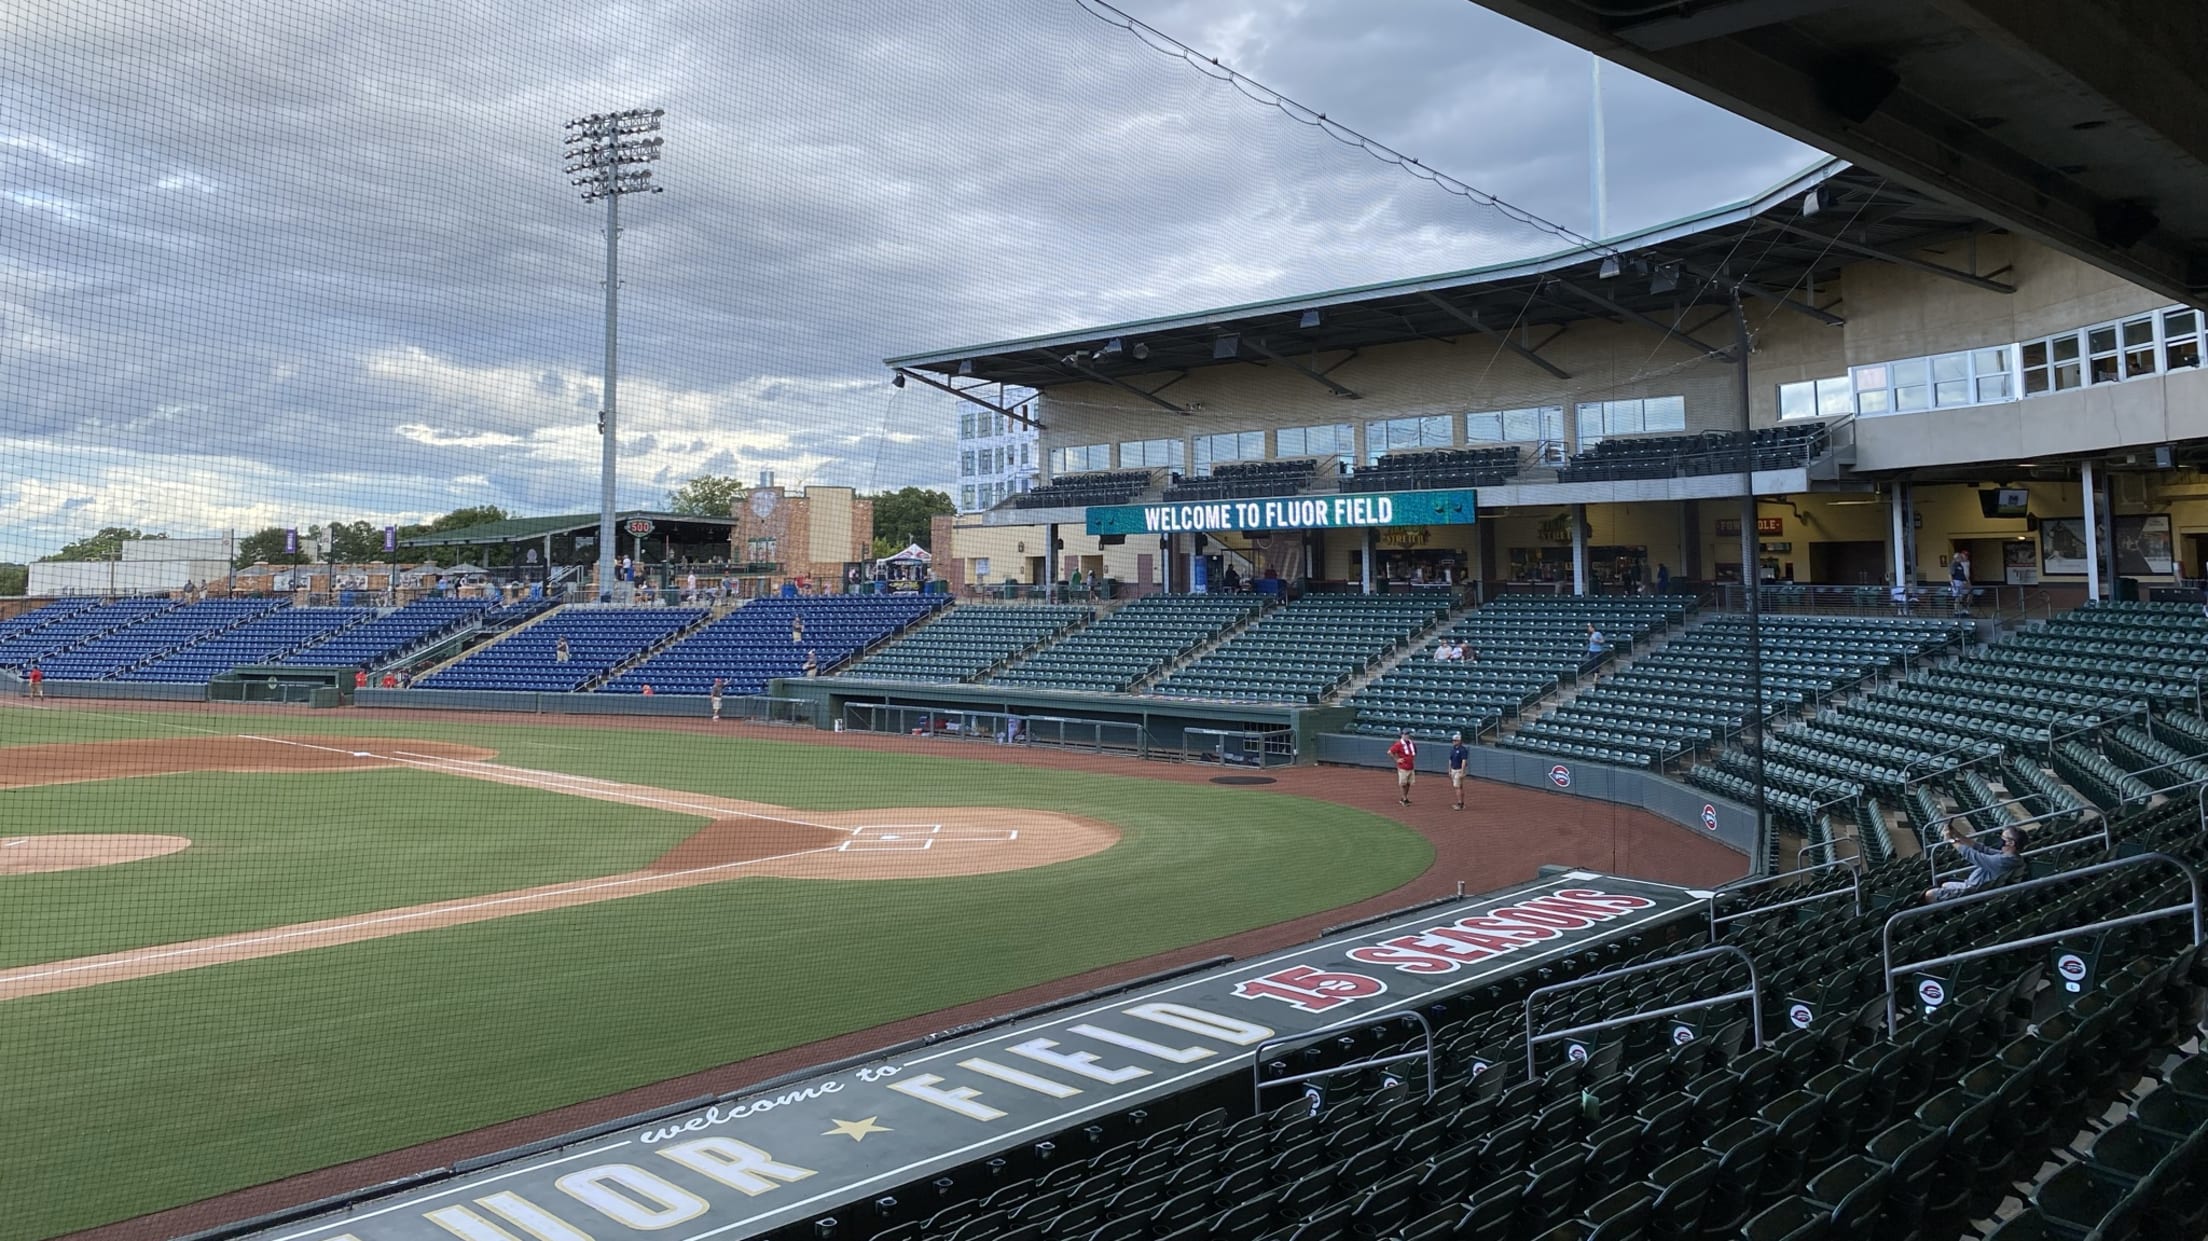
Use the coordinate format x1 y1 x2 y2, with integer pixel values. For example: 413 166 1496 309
893 369 1044 430
1027 349 1190 415
1240 338 1362 399
1549 277 1733 359
1415 292 1571 379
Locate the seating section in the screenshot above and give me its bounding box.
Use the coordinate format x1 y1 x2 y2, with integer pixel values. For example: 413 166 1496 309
0 597 179 671
278 599 491 669
1164 458 1321 503
1347 595 1691 741
29 599 281 680
120 607 370 682
1558 424 1827 483
810 791 2208 1241
1010 470 1151 509
1155 594 1449 704
1341 446 1521 492
601 595 947 695
1507 614 1967 772
989 594 1261 693
842 604 1090 683
421 607 705 692
0 597 98 648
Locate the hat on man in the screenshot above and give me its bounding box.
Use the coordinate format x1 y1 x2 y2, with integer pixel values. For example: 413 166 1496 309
1452 732 1463 742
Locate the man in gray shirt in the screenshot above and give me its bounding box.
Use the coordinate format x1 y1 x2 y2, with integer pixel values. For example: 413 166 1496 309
1923 821 2029 903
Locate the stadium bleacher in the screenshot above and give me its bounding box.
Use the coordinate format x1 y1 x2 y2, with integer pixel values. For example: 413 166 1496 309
278 598 492 669
1154 592 1449 704
1009 469 1151 510
0 597 97 648
601 594 947 695
1163 458 1322 503
27 599 278 680
0 596 179 671
120 607 369 682
842 603 1090 683
420 606 706 692
1340 445 1522 492
1347 595 1692 741
1558 424 1828 483
988 593 1262 693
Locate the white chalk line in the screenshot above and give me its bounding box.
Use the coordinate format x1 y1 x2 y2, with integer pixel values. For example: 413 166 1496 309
0 841 848 988
382 749 862 834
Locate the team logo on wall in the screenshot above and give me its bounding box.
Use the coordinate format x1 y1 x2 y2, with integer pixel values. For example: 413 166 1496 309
1787 1001 1815 1030
1549 765 1572 788
1916 976 1948 1014
1701 804 1719 831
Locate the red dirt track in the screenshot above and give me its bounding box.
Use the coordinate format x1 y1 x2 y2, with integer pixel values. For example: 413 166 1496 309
47 701 1746 1241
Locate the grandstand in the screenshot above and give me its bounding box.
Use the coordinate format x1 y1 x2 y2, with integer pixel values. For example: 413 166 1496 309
277 598 492 669
1153 593 1452 704
988 593 1263 693
119 607 369 682
418 607 706 693
0 596 178 671
1346 595 1693 741
601 594 947 695
24 599 277 681
1342 446 1524 492
841 603 1090 683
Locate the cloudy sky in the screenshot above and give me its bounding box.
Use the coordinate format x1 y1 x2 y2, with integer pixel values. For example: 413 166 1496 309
1 0 1814 561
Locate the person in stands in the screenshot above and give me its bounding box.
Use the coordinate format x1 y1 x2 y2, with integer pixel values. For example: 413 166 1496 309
803 649 819 677
710 677 725 722
380 672 398 689
1655 563 1671 595
1923 821 2029 903
1388 729 1417 806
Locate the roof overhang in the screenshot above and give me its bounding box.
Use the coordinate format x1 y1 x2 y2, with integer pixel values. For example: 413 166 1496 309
398 511 736 548
888 161 1990 393
1464 0 2208 309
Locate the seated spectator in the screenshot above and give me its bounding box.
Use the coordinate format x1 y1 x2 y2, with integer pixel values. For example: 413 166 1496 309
1922 822 2029 903
555 636 571 663
803 649 819 677
380 672 397 689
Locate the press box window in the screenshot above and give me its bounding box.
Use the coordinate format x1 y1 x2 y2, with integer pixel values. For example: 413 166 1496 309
1364 415 1453 463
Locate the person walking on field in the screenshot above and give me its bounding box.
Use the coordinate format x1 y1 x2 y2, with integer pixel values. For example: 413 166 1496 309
1448 731 1470 811
710 676 724 722
27 664 44 699
1388 729 1418 806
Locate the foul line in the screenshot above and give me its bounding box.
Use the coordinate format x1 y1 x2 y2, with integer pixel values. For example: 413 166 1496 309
0 842 846 988
384 750 862 835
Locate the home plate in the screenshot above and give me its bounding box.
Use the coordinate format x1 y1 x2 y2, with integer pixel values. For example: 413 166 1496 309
880 834 902 841
351 751 373 758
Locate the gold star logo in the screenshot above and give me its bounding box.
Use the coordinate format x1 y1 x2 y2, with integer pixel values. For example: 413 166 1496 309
823 1116 890 1142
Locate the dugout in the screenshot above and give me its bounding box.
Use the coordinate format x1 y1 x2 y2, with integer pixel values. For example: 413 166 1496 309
215 665 349 707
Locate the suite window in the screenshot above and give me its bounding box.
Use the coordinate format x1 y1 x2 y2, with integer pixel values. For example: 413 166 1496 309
1278 422 1353 463
1575 396 1684 446
1049 443 1110 474
1364 415 1453 463
2087 325 2121 384
1119 437 1182 470
2122 316 2158 379
1499 406 1564 442
2167 309 2202 371
2020 334 2083 396
1193 430 1265 475
1778 378 1852 420
1973 348 2012 402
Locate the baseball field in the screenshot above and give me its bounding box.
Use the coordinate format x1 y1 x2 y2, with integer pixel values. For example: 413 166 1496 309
0 702 1438 1241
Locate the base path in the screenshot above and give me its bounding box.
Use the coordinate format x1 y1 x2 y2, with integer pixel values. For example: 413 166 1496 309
0 735 1117 1002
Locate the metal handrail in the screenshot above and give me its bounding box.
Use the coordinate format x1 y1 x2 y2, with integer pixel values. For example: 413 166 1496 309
2046 699 2152 756
2109 755 2208 808
1524 945 1764 1076
1710 860 1862 938
1882 851 2205 1036
1253 1009 1436 1114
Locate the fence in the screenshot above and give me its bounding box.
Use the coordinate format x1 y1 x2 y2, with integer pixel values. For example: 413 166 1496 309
840 701 1151 757
1181 725 1296 768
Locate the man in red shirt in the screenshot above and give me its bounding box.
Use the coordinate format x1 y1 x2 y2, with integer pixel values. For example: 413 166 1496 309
1388 729 1417 806
380 672 398 690
27 665 45 699
354 669 368 690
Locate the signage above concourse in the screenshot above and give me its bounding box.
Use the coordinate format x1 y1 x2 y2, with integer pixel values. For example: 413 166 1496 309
246 872 1699 1241
1086 487 1477 537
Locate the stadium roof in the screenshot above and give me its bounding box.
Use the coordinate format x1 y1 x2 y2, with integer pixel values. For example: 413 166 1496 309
886 160 1992 407
1468 0 2208 310
397 511 733 548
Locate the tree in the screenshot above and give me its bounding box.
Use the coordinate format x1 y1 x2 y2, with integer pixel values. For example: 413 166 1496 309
41 527 163 562
0 564 25 597
668 474 747 518
234 526 310 568
393 506 513 569
870 486 954 553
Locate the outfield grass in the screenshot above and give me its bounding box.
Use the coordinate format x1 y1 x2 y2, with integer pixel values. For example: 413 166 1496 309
0 708 1432 1239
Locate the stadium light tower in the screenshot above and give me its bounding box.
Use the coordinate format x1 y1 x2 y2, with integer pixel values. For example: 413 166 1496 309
563 108 665 601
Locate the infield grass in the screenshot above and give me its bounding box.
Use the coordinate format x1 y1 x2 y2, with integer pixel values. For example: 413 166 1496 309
0 707 1431 1239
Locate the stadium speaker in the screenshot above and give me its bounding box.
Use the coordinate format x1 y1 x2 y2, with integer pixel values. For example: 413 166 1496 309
2156 443 2177 469
2096 201 2160 251
1100 534 1125 546
1054 537 1065 549
1812 53 1898 123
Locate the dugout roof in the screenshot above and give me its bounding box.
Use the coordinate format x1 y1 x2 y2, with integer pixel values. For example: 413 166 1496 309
886 160 1988 405
1469 0 2208 311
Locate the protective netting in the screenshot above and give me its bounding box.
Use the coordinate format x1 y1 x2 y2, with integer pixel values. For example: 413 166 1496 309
1 3 1773 1236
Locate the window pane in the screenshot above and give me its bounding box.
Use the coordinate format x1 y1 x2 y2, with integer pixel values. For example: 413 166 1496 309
2123 317 2155 348
1647 395 1685 430
1419 416 1452 445
1857 389 1891 415
1934 379 1970 406
1609 401 1644 434
1852 364 1889 390
2052 335 2080 362
2055 362 2083 390
2088 326 2118 355
2023 367 2050 396
1503 409 1541 440
1816 378 1854 416
1779 382 1815 420
2021 341 2049 368
1891 359 1928 387
1466 412 1503 442
1973 347 2008 373
1896 384 1930 411
1931 353 1968 382
2169 335 2202 371
1977 374 2011 401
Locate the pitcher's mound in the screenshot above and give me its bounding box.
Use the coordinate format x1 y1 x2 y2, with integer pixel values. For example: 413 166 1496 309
0 834 191 875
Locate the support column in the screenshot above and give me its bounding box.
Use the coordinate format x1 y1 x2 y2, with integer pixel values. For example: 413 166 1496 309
1570 505 1589 596
1681 500 1702 580
1044 522 1057 602
1478 518 1497 602
1161 535 1173 594
1889 483 1913 589
2082 460 2103 601
1361 528 1376 595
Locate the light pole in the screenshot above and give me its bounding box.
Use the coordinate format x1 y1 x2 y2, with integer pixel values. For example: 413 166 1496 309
563 108 665 602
